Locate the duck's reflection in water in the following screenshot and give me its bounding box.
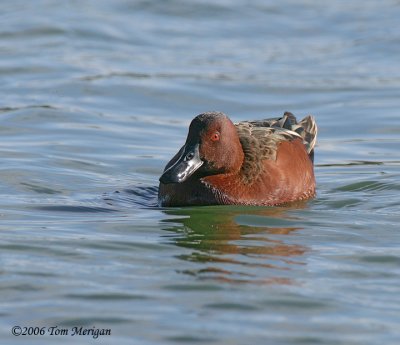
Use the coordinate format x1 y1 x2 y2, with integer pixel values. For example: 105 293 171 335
160 203 309 285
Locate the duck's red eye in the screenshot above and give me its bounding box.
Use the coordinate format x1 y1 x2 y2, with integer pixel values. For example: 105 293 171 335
211 132 220 142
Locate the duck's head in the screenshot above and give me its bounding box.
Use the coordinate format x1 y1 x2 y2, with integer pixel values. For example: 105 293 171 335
159 112 244 184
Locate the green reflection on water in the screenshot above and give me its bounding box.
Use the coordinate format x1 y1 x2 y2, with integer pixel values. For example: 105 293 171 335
160 203 310 284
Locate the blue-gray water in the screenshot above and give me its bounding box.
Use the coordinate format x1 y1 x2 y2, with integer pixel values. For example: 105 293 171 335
1 1 400 344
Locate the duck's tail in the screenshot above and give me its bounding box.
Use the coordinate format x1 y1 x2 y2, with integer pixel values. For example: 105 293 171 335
281 112 318 162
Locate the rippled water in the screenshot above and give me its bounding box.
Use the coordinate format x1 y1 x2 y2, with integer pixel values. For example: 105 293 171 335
1 1 400 344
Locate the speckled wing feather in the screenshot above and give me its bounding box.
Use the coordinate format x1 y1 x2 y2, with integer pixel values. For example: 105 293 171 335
234 112 317 183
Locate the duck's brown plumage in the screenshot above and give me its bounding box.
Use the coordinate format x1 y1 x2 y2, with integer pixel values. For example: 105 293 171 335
158 111 317 207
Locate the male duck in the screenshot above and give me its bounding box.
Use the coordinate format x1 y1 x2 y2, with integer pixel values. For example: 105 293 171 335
158 111 317 207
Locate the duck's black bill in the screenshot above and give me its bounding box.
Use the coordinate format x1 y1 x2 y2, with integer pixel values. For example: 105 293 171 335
159 144 203 184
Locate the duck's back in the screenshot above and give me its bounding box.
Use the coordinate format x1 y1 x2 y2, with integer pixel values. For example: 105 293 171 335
235 112 317 163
